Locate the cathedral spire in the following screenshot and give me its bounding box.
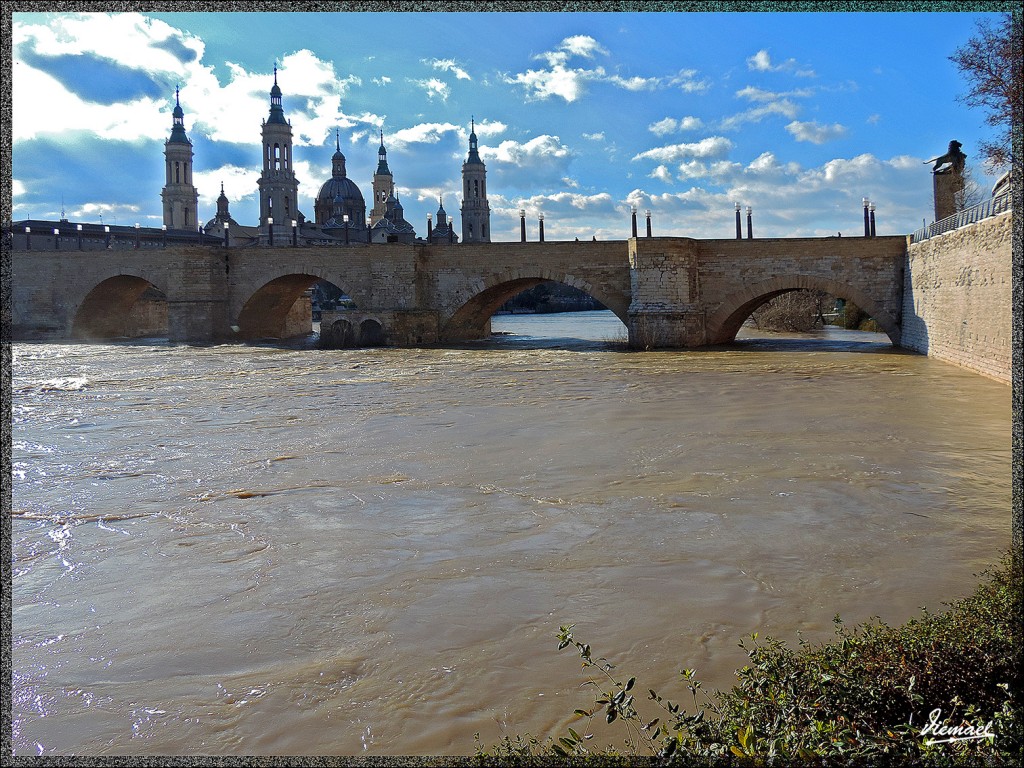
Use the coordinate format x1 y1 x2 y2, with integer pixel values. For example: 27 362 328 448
267 65 286 124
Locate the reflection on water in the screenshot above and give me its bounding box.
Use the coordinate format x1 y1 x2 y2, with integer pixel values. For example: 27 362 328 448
11 311 1011 756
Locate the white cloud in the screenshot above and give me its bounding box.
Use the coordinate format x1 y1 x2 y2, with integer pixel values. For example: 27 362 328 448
505 62 601 103
473 119 507 137
649 165 674 183
425 57 471 80
373 76 392 86
411 77 451 101
388 122 462 149
609 74 660 91
746 49 815 77
785 120 848 144
667 68 710 93
582 132 605 141
648 116 704 135
719 100 801 130
192 165 260 209
13 14 370 149
552 35 609 62
631 137 734 163
13 63 166 142
735 86 813 102
481 134 573 165
13 12 204 73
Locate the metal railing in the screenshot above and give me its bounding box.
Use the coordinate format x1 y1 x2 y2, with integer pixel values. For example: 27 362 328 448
911 191 1012 243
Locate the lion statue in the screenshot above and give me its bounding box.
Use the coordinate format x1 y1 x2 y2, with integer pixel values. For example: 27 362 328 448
924 140 967 174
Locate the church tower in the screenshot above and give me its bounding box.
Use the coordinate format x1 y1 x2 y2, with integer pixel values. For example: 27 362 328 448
460 118 491 243
161 87 199 230
257 67 300 229
370 130 395 226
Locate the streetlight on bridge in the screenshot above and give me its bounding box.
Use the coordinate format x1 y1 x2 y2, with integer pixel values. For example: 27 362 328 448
519 209 526 242
267 216 274 246
630 205 638 238
539 212 545 243
134 222 140 249
735 202 743 239
54 227 60 250
292 219 298 247
343 214 350 245
223 221 230 248
746 207 753 240
24 226 31 250
77 223 83 250
161 224 167 248
646 209 652 238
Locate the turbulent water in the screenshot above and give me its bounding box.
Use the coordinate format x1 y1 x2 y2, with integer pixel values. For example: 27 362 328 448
10 311 1012 756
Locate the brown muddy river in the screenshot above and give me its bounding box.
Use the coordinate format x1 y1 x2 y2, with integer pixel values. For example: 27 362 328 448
10 312 1012 755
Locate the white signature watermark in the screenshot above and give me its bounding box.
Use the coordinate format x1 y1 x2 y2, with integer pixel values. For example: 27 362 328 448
919 707 996 745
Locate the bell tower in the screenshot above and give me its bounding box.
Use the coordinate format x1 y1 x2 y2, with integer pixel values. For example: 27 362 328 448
370 130 395 226
161 87 199 230
257 66 300 229
460 118 491 243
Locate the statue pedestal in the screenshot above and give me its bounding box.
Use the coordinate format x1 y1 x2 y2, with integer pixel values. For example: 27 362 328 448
933 168 964 222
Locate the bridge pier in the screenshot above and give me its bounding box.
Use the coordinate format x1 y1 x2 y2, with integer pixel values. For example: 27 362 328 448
166 299 231 342
320 308 441 348
626 309 705 349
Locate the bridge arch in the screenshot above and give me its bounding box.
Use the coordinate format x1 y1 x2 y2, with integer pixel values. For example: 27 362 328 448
705 275 900 346
235 273 352 340
440 270 630 342
72 274 168 340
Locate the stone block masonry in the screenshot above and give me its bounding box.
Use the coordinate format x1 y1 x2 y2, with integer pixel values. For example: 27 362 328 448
901 211 1012 382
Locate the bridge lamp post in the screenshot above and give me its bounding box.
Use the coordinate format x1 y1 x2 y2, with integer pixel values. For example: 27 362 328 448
343 214 350 246
646 209 652 238
161 224 167 248
519 209 526 242
746 206 753 239
134 222 140 249
54 227 60 250
292 219 298 247
735 202 742 239
77 223 83 250
427 212 433 243
267 216 274 247
367 217 372 244
869 203 876 237
539 212 545 243
862 197 870 237
630 205 638 238
25 226 30 250
223 221 230 248
104 225 110 249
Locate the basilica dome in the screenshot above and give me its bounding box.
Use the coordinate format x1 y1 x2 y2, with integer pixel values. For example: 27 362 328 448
315 136 366 228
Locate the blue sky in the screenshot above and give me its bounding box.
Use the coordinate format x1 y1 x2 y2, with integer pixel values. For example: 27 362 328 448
10 9 1007 240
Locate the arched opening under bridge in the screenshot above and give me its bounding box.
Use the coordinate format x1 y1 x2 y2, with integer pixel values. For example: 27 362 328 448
236 275 350 341
442 277 629 348
72 275 168 340
707 276 900 352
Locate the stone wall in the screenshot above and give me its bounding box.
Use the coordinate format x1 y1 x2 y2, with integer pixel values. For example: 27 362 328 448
901 211 1012 382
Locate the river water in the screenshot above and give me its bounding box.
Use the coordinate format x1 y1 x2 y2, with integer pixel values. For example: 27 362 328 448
10 311 1011 756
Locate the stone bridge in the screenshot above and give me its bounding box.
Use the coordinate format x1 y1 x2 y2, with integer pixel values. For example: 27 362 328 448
9 235 908 348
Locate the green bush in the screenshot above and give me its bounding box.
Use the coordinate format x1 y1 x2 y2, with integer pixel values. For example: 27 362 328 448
476 553 1021 765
